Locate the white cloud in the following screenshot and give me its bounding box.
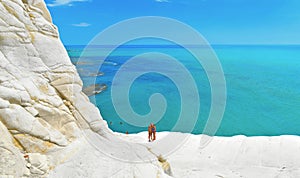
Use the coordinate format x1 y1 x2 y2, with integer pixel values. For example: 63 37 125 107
47 0 90 7
155 0 170 3
72 22 91 27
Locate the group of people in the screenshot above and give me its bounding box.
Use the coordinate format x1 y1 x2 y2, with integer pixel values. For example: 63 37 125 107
148 123 156 142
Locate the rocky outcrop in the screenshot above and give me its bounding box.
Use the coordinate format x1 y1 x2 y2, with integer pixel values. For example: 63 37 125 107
0 0 108 177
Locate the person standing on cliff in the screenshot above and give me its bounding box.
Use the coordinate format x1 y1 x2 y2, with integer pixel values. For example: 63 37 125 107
148 123 153 142
148 123 156 142
151 123 156 141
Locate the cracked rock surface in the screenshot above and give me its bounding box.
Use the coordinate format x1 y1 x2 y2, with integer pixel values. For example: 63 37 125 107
0 0 110 177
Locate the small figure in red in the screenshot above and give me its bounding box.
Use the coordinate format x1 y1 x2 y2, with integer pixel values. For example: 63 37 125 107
148 123 156 142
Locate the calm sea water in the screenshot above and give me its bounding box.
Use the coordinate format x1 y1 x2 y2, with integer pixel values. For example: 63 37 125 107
67 45 300 136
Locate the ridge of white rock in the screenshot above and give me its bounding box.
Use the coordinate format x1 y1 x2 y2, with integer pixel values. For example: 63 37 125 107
1 0 300 178
0 0 111 177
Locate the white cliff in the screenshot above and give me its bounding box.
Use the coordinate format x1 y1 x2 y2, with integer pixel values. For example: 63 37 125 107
1 0 300 178
0 0 109 177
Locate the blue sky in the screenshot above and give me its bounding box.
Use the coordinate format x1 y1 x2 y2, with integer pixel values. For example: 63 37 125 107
45 0 300 45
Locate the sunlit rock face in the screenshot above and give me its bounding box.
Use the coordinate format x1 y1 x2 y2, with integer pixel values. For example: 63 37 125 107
0 0 108 176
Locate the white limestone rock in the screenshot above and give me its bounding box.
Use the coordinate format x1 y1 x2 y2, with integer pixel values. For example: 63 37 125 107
0 98 9 109
0 104 68 146
0 85 31 105
0 0 109 177
0 121 27 177
27 153 49 175
25 106 39 116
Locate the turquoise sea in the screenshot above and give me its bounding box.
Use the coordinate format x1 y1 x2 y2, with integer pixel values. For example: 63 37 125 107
67 45 300 136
